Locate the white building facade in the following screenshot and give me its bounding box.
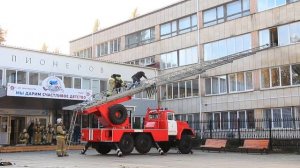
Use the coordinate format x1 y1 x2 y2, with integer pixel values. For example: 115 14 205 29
0 45 156 145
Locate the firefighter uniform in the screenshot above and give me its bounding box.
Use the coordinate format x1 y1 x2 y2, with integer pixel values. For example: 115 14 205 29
19 129 29 144
34 122 42 145
56 118 68 157
107 74 125 96
46 123 53 144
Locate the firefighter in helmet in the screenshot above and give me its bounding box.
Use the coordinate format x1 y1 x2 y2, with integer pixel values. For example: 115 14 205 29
56 118 68 157
19 129 29 145
107 74 126 96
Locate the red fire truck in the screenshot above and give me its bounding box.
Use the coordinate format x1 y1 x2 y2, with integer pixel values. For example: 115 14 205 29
80 96 194 156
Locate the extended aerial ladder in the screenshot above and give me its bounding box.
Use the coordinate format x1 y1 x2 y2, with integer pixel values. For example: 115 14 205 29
65 44 269 147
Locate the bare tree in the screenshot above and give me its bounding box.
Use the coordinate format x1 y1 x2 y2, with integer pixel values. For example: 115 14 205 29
93 19 100 33
41 43 48 52
131 8 139 19
0 27 7 44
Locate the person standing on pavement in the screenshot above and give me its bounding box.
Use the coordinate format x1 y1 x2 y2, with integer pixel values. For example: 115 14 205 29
56 118 68 157
128 71 147 89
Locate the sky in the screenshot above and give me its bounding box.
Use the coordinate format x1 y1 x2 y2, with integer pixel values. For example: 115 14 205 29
0 0 180 54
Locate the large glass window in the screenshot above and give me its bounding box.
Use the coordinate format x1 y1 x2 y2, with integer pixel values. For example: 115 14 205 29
167 84 173 99
74 78 81 89
261 65 291 88
192 79 199 97
258 0 287 12
109 38 121 54
39 73 48 85
204 34 251 61
203 0 250 27
76 48 92 58
160 79 199 100
179 81 186 98
160 14 197 39
6 70 16 83
229 71 253 92
64 77 72 88
161 46 198 70
29 72 38 85
261 68 271 88
82 78 91 90
205 76 227 95
292 64 300 85
278 21 300 46
17 71 26 84
92 80 100 96
125 27 155 49
264 107 293 128
173 82 179 99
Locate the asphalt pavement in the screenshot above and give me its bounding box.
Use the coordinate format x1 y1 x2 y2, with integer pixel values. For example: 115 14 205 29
0 149 299 168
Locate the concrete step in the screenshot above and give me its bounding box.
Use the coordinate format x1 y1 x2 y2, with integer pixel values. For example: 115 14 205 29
0 145 84 153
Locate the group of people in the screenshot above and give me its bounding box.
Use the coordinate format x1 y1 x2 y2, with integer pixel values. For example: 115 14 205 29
19 122 55 145
106 71 147 97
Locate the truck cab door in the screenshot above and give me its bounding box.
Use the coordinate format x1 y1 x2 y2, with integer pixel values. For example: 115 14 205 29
167 113 177 136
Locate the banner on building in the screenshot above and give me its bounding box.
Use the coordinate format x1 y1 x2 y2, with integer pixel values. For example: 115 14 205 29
6 76 92 101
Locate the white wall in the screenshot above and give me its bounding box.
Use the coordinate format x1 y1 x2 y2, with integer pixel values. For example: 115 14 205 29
0 46 156 81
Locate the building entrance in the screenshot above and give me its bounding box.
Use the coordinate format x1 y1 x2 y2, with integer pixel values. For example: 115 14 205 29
10 117 25 145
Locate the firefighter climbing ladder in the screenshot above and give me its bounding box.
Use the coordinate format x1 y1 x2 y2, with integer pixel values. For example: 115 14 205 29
65 44 270 146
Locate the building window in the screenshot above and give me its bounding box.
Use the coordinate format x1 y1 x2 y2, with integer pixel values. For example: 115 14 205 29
160 85 166 100
192 78 199 97
204 34 251 61
203 0 250 27
6 70 16 84
100 80 107 92
167 84 173 100
82 78 91 90
259 21 300 47
96 39 122 57
160 79 199 100
39 73 48 85
261 65 291 88
179 81 185 98
279 22 300 46
160 46 198 70
125 27 155 49
211 110 255 130
229 71 253 92
264 107 293 128
17 71 27 84
205 75 227 95
126 56 155 67
64 77 72 88
75 48 92 58
92 80 100 96
29 72 38 85
160 14 197 39
259 28 278 47
109 38 121 54
173 82 179 99
179 47 198 66
292 64 300 85
74 78 81 89
257 0 290 12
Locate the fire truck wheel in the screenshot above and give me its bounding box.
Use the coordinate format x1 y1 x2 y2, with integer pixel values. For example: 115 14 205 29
95 144 111 155
118 134 134 155
158 142 171 153
109 104 128 125
135 134 152 154
178 135 192 154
